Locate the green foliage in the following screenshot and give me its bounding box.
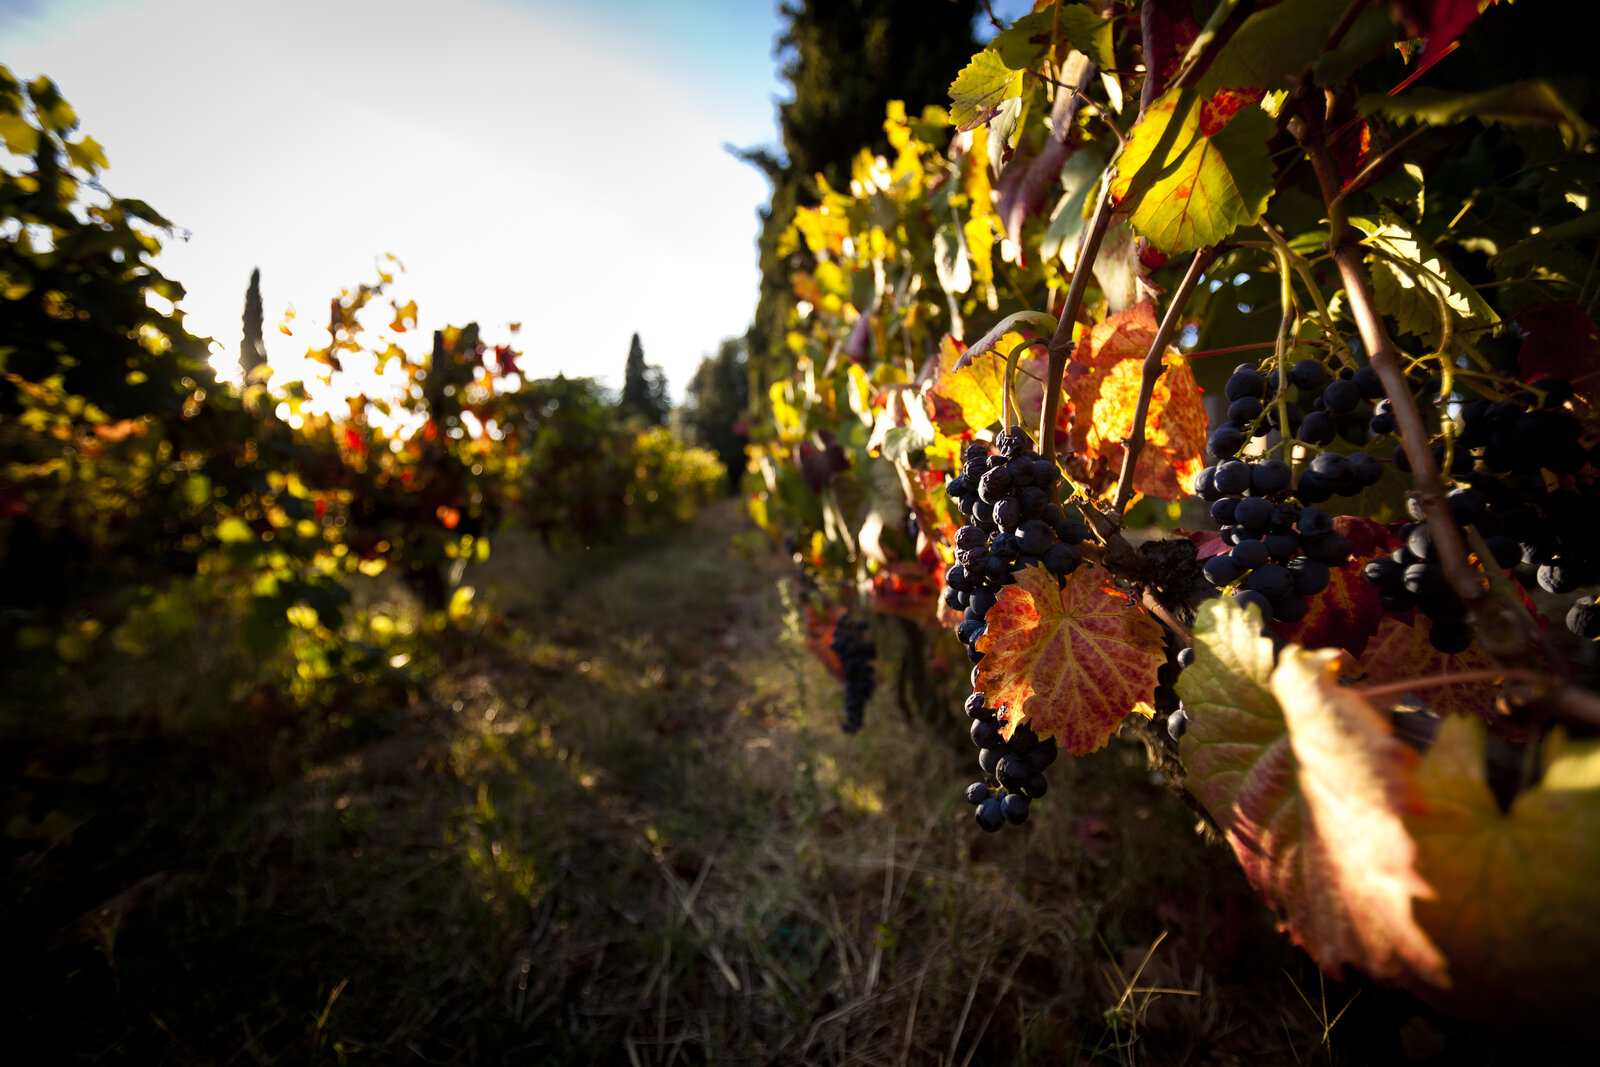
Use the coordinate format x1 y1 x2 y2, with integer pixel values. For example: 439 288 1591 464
683 336 751 490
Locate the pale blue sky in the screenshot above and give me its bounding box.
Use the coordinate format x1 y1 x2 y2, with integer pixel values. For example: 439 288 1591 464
0 0 789 398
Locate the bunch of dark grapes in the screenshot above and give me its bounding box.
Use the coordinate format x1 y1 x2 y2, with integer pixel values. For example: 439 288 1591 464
941 425 1085 830
1360 374 1600 646
829 615 875 734
1191 358 1376 627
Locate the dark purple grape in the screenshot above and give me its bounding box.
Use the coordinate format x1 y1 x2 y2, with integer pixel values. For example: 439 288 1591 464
1001 793 1030 824
1353 365 1383 399
1228 396 1264 426
1214 459 1251 495
1246 562 1293 600
1232 588 1274 622
1290 358 1329 390
1235 496 1275 530
1208 425 1245 459
1204 554 1243 587
1299 410 1337 445
1167 707 1188 741
1211 498 1239 524
1273 593 1309 623
975 797 1005 832
1251 458 1292 494
1227 365 1265 401
1288 557 1331 595
965 782 990 805
1230 538 1269 572
1323 379 1360 414
1296 507 1333 539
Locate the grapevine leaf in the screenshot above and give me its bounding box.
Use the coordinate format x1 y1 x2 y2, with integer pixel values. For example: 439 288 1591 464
1405 716 1600 1019
1110 87 1276 254
1056 4 1115 74
1041 146 1108 267
1517 302 1600 419
1272 518 1398 657
1064 302 1207 500
991 9 1057 71
1196 0 1356 98
1179 599 1446 987
1271 645 1445 984
974 564 1163 755
929 332 1055 437
949 49 1023 133
1356 616 1499 726
1362 81 1594 152
1355 214 1497 350
954 310 1057 369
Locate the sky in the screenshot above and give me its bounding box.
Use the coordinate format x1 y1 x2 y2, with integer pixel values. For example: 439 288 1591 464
0 0 787 401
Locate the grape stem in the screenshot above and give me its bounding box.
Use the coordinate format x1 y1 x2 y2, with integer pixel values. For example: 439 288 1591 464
1112 247 1216 518
1293 113 1549 670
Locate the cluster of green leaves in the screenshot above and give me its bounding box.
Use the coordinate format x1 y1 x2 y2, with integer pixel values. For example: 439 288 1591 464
747 0 1600 1017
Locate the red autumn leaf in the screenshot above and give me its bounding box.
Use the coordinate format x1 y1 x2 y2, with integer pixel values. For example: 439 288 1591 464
973 563 1165 754
805 602 847 680
1517 302 1600 425
1199 87 1266 137
1357 615 1502 727
868 562 938 620
1064 303 1208 500
1273 518 1399 657
1395 0 1492 67
1178 599 1446 987
1185 528 1229 562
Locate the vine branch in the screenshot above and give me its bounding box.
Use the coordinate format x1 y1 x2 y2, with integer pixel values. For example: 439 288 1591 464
1292 113 1544 667
1040 178 1117 468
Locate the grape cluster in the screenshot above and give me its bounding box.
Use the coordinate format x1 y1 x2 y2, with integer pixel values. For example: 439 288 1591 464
942 426 1085 830
1192 359 1370 625
1361 375 1600 646
829 615 875 734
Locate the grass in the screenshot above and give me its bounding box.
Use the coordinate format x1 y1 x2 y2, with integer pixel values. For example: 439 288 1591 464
2 501 1590 1064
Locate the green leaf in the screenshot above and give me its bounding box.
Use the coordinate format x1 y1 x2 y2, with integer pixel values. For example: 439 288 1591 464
1111 88 1275 254
1057 4 1114 74
1494 210 1600 275
64 135 108 172
991 8 1056 71
0 112 38 156
949 49 1022 133
1353 214 1497 349
1362 81 1595 152
1196 0 1351 97
1312 3 1396 87
1405 716 1600 1019
1041 146 1106 265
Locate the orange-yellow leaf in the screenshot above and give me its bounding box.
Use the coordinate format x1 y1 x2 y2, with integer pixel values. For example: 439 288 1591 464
928 333 1053 436
1271 643 1445 985
1064 302 1207 499
973 563 1164 754
390 299 418 333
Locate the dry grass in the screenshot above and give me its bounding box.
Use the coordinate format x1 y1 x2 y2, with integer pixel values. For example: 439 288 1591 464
4 502 1587 1064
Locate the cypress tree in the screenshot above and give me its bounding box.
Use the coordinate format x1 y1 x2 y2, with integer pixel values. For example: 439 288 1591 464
240 267 266 381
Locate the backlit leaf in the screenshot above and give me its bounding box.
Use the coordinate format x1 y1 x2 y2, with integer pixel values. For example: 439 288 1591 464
1064 302 1207 500
1179 598 1446 987
974 564 1163 754
949 49 1023 133
1110 87 1276 254
1405 716 1600 1019
928 332 1054 437
1355 214 1497 350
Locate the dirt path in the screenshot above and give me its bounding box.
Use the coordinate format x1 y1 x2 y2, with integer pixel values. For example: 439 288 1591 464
7 502 1551 1065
